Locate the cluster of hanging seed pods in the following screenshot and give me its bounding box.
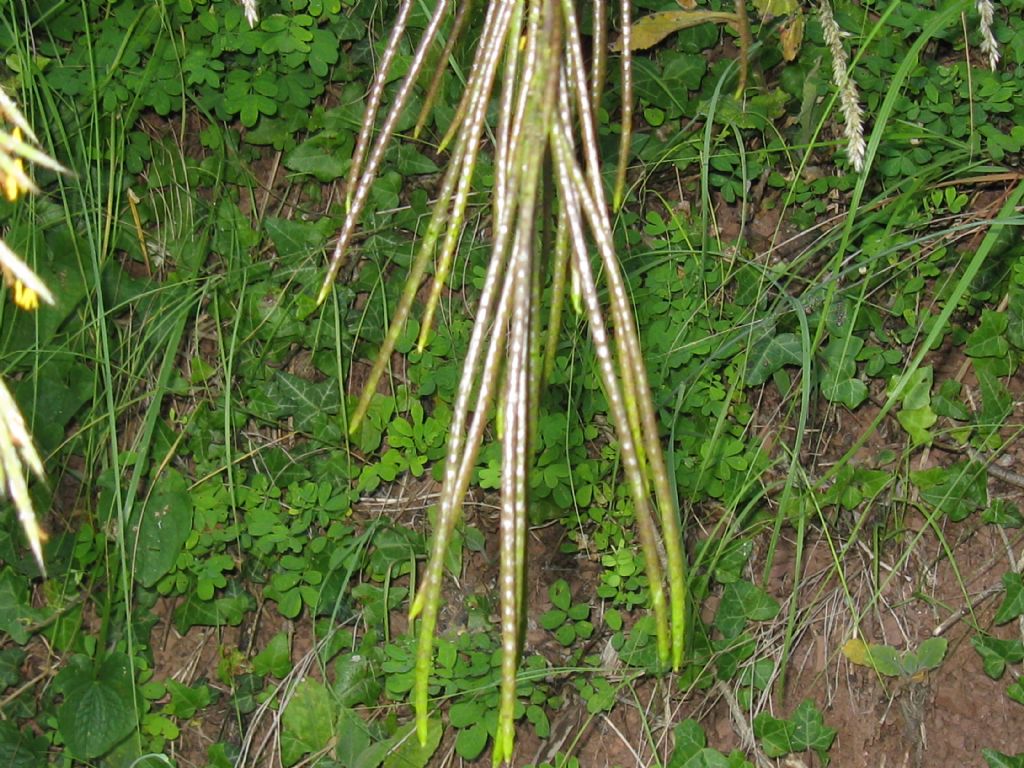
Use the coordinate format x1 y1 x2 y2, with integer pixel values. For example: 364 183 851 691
316 0 686 762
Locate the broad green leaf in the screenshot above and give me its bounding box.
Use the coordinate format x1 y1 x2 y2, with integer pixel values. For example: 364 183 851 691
714 581 778 638
897 405 937 447
667 719 706 766
284 132 353 181
280 678 334 767
745 332 802 386
335 709 373 766
395 144 439 175
164 680 214 719
56 653 137 759
0 721 47 768
1008 679 1024 706
0 649 24 688
890 365 932 410
354 717 441 768
0 569 45 644
864 645 902 677
714 634 755 680
610 10 738 52
133 469 192 588
975 359 1013 427
826 378 868 409
253 632 292 678
454 723 488 761
910 637 947 672
788 700 836 754
911 461 988 522
752 711 793 757
983 499 1024 528
984 749 1024 768
448 702 482 729
334 653 381 708
965 309 1009 358
995 572 1024 625
265 216 331 260
173 590 253 633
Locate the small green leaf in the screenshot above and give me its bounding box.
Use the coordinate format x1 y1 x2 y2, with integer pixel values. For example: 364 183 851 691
526 703 550 738
555 624 577 646
567 603 590 621
540 609 567 630
550 579 572 611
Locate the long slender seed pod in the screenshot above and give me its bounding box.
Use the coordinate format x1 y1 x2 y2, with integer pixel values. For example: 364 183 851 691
591 0 607 115
612 0 633 211
417 0 522 349
555 134 685 666
551 123 671 665
317 0 452 306
410 266 514 746
347 131 472 432
437 0 508 152
345 0 417 198
414 0 474 140
349 0 522 432
560 3 648 483
542 207 570 381
497 229 529 765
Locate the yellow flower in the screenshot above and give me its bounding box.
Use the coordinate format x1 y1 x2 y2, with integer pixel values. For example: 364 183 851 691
0 240 54 311
12 279 38 310
1 127 26 202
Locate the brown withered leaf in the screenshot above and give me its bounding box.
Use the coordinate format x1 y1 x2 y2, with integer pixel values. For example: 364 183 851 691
780 13 805 62
610 10 738 52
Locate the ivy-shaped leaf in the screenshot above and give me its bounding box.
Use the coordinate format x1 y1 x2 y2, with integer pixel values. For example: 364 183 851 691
972 634 1024 679
745 332 802 386
280 678 334 767
995 572 1024 625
